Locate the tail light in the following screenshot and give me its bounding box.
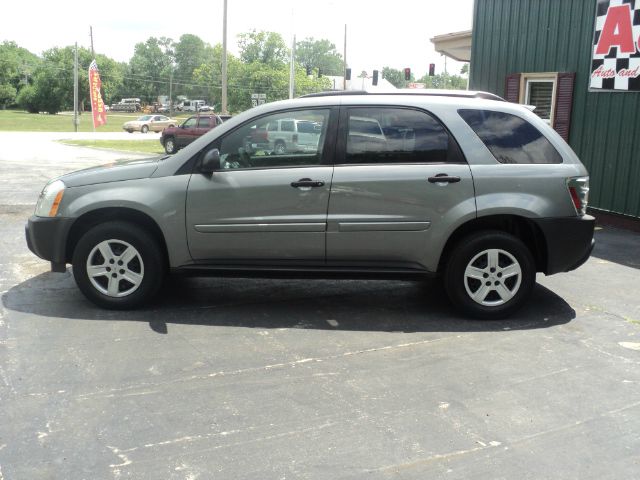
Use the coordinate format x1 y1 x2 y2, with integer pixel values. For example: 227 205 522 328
567 177 589 216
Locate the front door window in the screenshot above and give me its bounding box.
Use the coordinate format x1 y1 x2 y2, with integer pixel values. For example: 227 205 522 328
218 109 330 169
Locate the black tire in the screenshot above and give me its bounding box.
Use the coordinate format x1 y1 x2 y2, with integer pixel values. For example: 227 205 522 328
444 231 535 320
164 136 177 154
141 125 149 134
274 140 286 155
72 221 166 309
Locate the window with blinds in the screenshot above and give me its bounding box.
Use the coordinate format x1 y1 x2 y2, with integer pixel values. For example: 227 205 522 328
525 80 555 122
506 72 575 142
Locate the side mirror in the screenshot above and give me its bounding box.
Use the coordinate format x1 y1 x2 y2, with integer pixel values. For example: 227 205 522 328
201 149 221 174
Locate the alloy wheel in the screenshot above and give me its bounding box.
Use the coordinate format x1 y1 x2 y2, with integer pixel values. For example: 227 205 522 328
86 239 145 297
463 248 522 306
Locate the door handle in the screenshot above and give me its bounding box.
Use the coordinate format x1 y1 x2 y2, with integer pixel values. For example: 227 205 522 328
291 178 325 188
428 174 461 184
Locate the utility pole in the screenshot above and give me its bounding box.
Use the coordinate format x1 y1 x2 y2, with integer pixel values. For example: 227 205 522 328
169 68 174 117
89 26 95 57
343 24 347 90
73 42 78 132
289 34 296 99
221 0 228 114
444 55 448 89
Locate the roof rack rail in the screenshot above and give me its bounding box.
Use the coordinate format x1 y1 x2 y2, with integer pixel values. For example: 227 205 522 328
301 89 505 102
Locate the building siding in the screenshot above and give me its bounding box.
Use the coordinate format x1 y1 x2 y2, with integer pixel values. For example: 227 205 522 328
470 0 640 218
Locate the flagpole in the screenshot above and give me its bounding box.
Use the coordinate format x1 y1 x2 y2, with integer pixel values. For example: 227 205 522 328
90 26 96 132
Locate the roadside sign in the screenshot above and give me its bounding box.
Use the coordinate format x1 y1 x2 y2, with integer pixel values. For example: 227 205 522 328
251 93 267 107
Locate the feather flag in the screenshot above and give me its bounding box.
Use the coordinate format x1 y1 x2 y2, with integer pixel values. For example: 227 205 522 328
88 60 107 128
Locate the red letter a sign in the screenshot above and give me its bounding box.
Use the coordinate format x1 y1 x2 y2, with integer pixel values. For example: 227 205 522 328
596 4 636 55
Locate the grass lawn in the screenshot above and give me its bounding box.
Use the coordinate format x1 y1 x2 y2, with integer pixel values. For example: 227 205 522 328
59 139 165 155
0 109 189 132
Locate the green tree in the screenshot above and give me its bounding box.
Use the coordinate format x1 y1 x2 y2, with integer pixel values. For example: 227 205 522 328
238 31 288 67
173 34 212 99
0 84 17 108
193 40 330 114
417 72 467 90
382 67 407 88
16 84 38 113
124 37 174 104
192 44 242 110
295 38 343 76
0 41 41 104
460 63 469 75
23 46 124 114
28 46 80 113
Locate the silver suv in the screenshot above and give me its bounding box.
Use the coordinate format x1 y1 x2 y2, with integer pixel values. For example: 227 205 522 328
25 90 594 319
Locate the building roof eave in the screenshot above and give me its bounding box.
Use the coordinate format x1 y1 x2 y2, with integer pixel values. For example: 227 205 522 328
430 30 472 62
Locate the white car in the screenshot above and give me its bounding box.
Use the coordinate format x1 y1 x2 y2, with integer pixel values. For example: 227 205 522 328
266 118 322 154
122 115 178 134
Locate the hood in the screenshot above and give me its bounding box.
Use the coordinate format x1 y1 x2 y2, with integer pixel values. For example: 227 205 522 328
60 156 161 188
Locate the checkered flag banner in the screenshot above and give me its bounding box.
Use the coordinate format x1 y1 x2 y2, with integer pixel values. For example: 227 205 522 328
591 0 640 91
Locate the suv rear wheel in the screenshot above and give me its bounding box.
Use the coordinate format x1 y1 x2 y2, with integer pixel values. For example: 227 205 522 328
72 221 166 309
444 231 535 319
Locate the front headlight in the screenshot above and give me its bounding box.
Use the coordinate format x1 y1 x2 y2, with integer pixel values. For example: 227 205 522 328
35 179 65 217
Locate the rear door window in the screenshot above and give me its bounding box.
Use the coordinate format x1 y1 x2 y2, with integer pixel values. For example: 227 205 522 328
458 109 562 164
342 107 454 164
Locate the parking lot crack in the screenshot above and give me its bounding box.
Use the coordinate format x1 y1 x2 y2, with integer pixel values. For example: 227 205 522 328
74 335 460 401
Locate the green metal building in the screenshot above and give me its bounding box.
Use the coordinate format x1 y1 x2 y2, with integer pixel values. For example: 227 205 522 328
470 0 640 219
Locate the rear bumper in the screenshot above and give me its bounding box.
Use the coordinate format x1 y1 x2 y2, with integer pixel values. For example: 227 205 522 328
25 215 74 272
533 215 596 275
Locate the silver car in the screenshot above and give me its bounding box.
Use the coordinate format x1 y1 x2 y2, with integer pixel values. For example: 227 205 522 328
26 91 594 319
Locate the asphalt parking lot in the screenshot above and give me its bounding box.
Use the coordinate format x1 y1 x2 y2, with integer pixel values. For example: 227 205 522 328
0 132 639 479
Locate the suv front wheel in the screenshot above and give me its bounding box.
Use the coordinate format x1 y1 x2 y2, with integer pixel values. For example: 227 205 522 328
444 231 535 319
72 221 166 309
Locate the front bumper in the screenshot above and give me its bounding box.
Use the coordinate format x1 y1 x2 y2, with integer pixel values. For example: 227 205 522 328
25 215 75 272
533 215 596 275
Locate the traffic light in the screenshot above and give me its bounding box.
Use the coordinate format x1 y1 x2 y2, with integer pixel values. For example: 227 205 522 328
429 63 436 76
404 68 411 81
345 68 351 80
306 66 312 76
372 69 379 86
318 68 322 78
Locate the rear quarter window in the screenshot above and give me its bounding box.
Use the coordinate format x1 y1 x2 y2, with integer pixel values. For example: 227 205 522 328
458 109 562 164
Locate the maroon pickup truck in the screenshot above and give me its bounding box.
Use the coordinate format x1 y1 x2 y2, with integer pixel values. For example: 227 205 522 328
160 114 223 154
